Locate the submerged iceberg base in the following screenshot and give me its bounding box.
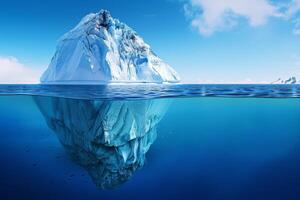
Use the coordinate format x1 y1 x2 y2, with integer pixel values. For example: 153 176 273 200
34 96 170 189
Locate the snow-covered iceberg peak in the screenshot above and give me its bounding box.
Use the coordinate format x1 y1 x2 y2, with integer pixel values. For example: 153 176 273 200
41 10 180 84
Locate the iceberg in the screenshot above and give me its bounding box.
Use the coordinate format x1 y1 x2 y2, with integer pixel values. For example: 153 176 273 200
41 10 180 84
271 77 298 84
34 96 171 189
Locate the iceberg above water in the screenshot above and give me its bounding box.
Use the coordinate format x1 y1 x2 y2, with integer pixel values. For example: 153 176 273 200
34 96 171 189
41 10 180 84
271 77 298 84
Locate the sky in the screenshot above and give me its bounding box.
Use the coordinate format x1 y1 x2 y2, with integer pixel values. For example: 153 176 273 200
1 0 300 83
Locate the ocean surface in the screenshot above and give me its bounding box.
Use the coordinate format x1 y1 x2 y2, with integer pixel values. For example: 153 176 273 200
0 84 300 200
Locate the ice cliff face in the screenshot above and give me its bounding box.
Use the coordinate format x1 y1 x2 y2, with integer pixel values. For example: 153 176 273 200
34 96 171 189
41 10 180 84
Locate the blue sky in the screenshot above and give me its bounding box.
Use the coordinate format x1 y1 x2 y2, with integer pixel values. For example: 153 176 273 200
1 0 300 83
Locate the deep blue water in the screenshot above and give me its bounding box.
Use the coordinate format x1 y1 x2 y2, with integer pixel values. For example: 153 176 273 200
1 85 300 200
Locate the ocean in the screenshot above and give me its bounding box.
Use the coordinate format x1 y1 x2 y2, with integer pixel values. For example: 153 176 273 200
0 84 300 200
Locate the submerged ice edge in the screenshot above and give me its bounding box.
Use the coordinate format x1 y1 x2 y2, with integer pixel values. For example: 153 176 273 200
34 96 172 189
1 84 300 100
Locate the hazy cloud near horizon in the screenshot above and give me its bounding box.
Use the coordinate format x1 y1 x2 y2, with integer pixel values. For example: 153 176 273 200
0 56 42 84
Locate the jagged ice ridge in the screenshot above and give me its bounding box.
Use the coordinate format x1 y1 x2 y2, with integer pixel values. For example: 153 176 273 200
41 10 180 84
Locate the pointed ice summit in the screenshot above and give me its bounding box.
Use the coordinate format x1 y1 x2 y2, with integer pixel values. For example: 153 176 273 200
41 10 180 84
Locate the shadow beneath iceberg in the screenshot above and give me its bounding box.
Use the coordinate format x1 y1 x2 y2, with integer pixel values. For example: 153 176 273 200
34 96 171 189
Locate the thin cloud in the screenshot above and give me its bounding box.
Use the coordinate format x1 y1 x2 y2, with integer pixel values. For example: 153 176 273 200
283 0 300 35
0 56 42 84
285 0 300 18
184 0 282 36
